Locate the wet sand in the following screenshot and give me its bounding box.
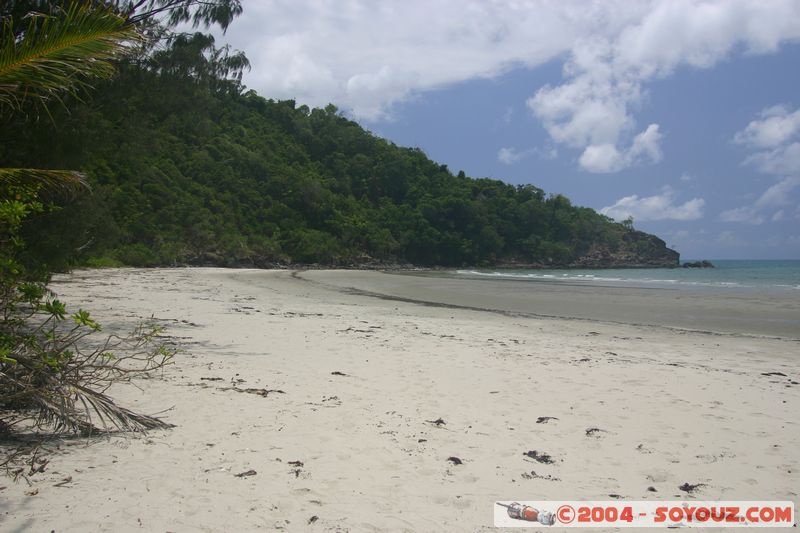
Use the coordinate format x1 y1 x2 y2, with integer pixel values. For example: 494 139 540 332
301 269 800 338
1 268 797 531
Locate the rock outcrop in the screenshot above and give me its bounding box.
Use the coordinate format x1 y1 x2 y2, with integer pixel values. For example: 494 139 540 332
568 231 680 269
682 260 715 268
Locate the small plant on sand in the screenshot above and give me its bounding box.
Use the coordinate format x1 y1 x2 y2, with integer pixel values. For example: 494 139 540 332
0 158 177 476
0 265 175 437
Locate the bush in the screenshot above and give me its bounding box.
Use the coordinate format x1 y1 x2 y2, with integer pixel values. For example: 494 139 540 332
82 256 125 268
1 183 175 474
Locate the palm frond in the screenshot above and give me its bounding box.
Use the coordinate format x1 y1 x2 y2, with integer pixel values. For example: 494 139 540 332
0 2 142 110
0 168 89 197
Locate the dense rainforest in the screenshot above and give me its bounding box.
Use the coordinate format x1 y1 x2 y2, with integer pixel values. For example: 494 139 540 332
1 32 678 270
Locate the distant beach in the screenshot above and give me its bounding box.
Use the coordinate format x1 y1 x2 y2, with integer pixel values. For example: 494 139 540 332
457 259 800 291
2 268 797 531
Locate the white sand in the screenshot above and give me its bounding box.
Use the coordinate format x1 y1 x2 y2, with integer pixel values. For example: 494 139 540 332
1 268 797 531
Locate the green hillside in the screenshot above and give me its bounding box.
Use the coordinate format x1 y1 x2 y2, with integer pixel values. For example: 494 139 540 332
1 34 678 270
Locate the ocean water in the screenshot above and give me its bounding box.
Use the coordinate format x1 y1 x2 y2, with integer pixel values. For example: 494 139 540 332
456 260 800 292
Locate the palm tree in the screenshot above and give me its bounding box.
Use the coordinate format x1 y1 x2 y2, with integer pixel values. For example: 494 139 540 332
0 2 141 192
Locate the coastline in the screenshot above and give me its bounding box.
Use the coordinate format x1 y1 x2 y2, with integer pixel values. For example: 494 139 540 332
2 268 797 531
302 269 800 339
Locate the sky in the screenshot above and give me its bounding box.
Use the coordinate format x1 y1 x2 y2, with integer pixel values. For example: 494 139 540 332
212 0 800 260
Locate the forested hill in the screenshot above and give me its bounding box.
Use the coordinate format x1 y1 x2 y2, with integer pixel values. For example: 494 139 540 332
2 39 678 270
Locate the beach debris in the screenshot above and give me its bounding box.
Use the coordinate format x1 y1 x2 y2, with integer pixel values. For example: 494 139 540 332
418 439 427 443
609 494 623 499
53 476 73 487
308 516 319 524
235 469 257 478
678 482 705 493
330 371 347 376
200 377 224 381
339 327 374 334
25 488 39 496
536 417 558 424
521 470 560 481
288 460 304 467
523 450 555 464
585 427 607 437
761 372 787 377
497 502 556 525
28 456 48 475
447 456 463 465
427 418 446 426
636 443 653 454
647 486 658 492
224 386 285 397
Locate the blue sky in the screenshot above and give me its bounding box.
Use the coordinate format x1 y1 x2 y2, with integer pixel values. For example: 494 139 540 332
217 1 800 259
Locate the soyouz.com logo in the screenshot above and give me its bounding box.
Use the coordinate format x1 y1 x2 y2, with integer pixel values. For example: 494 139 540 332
494 501 795 528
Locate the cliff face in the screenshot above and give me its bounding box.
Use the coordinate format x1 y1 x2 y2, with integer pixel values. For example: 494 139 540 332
568 231 679 268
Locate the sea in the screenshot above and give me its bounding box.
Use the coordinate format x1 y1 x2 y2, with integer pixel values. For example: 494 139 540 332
456 260 800 292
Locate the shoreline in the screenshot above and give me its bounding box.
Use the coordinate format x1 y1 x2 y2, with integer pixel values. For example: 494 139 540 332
300 269 800 339
2 268 797 531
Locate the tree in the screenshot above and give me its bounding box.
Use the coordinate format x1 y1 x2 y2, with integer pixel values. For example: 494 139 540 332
622 215 634 231
1 3 174 467
0 2 141 185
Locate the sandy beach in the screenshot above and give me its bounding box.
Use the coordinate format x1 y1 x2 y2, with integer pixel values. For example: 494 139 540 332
1 268 798 531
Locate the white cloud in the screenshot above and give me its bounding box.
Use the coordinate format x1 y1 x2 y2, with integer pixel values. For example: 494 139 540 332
723 110 800 224
734 105 800 149
600 186 705 221
755 176 800 208
528 0 800 172
577 124 663 173
736 105 800 176
743 142 800 175
716 230 747 247
679 173 693 182
218 1 800 147
498 145 556 164
719 178 800 224
719 206 765 225
664 228 707 248
498 147 527 165
501 107 514 125
628 123 664 164
579 143 624 173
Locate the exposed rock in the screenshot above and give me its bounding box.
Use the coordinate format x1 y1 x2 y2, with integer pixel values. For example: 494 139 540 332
682 260 715 268
567 231 679 268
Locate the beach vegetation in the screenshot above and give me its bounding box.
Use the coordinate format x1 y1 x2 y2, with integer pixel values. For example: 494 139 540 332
0 0 242 474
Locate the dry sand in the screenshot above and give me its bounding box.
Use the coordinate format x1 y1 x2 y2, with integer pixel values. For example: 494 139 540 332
1 268 798 532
